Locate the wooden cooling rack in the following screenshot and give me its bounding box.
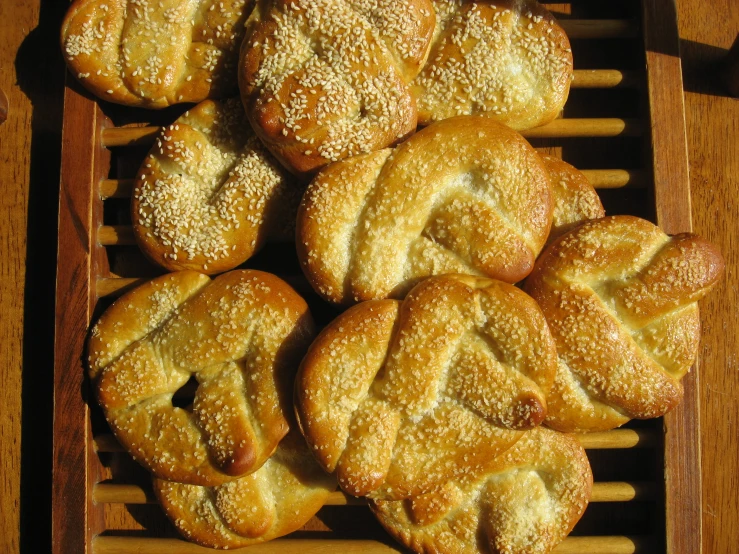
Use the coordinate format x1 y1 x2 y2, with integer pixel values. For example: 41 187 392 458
53 2 698 553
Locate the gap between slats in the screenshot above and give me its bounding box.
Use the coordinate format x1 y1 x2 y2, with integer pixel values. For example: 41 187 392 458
101 118 643 147
93 481 656 505
92 535 648 554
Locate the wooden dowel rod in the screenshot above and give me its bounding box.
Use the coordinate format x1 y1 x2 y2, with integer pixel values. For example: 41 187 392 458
93 481 655 506
102 126 159 147
558 19 639 40
581 169 647 189
98 225 135 246
100 178 134 199
571 70 639 89
93 535 644 554
101 118 642 148
93 428 656 453
521 118 642 138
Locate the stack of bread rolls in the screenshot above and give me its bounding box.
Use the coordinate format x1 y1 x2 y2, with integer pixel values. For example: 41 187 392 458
72 0 724 552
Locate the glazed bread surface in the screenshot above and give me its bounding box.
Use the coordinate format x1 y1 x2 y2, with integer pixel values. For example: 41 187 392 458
88 270 315 486
297 116 553 305
296 274 557 500
371 427 592 554
525 216 725 432
239 0 435 174
413 0 573 130
154 431 336 549
62 0 252 107
543 155 605 245
133 99 302 274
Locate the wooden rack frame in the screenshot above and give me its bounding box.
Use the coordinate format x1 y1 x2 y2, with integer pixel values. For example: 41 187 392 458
53 3 697 553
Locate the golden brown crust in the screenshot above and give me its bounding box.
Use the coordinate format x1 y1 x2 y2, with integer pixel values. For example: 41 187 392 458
542 156 605 246
371 427 592 554
524 216 725 432
154 432 336 549
238 0 435 175
412 0 573 130
296 274 557 500
297 116 553 305
132 99 303 274
61 0 252 108
88 270 315 485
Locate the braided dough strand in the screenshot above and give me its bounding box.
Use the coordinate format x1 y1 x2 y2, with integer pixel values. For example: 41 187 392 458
525 216 724 432
239 0 435 174
88 270 315 485
371 427 592 554
298 116 553 304
296 274 557 499
154 432 336 549
62 0 252 107
133 99 302 274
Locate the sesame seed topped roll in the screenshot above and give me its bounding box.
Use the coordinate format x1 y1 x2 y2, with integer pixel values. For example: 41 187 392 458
61 0 253 108
542 155 605 246
154 431 336 549
297 116 553 305
296 274 558 500
132 99 303 275
371 427 592 554
413 0 573 130
88 270 315 486
525 216 725 432
239 0 436 175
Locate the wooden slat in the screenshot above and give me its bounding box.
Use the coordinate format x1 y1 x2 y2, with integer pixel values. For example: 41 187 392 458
93 428 656 453
53 79 107 554
98 225 135 246
101 118 643 147
97 169 646 201
92 481 656 506
92 535 645 554
642 2 700 554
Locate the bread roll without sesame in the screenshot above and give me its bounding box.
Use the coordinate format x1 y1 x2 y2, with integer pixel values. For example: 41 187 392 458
295 274 558 500
238 0 436 175
132 99 303 274
154 431 336 549
61 0 253 108
413 0 573 130
88 270 315 486
524 215 725 432
297 116 554 305
371 427 592 554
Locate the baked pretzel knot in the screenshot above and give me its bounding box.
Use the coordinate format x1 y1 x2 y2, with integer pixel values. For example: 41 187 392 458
133 99 301 274
154 431 336 549
62 0 252 107
371 427 592 554
296 275 557 500
413 0 573 130
525 216 724 432
88 270 315 486
298 116 553 304
239 0 435 174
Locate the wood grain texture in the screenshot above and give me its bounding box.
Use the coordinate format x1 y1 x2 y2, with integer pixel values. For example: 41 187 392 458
0 1 65 553
676 2 739 553
642 2 700 553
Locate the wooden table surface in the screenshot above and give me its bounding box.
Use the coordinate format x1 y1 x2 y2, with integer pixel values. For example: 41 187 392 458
0 1 736 552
